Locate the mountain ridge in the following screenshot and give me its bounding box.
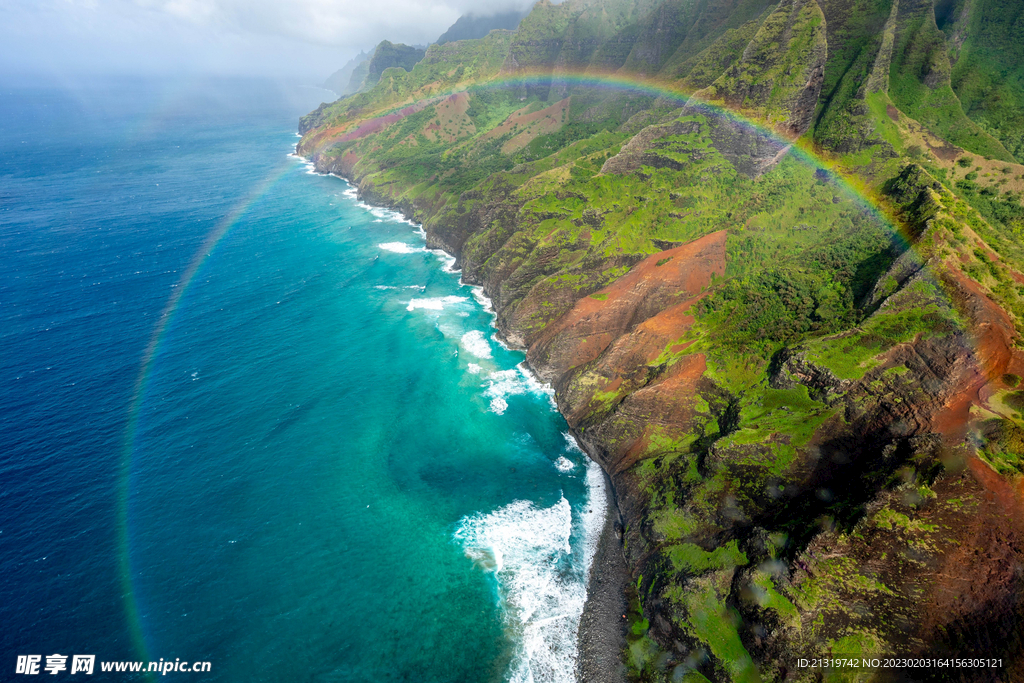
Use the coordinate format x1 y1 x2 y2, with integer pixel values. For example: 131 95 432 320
296 0 1024 679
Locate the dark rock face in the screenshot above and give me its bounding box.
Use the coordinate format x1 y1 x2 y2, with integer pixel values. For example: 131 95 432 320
298 103 331 136
600 0 829 179
363 41 426 89
695 110 793 177
768 348 852 400
435 10 528 45
600 119 705 175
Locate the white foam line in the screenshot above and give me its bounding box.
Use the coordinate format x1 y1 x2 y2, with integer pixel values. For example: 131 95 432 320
581 457 608 586
287 150 333 177
470 286 494 312
481 363 555 415
405 295 468 312
454 496 583 683
378 242 425 254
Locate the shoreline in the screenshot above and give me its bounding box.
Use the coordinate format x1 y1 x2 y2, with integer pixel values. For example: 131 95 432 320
576 467 630 683
297 148 630 682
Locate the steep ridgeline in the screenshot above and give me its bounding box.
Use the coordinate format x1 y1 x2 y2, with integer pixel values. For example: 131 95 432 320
314 41 427 105
322 50 369 97
436 10 531 45
298 0 1024 679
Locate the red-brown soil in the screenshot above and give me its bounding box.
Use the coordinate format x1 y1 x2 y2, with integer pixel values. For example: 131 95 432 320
528 230 727 379
480 98 571 153
423 92 474 144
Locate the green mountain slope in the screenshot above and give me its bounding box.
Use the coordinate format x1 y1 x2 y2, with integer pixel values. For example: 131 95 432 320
297 0 1024 679
436 10 529 44
941 0 1024 161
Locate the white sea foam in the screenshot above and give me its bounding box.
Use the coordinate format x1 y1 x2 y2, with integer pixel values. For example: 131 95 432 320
288 151 330 177
430 249 459 273
482 364 555 414
484 369 522 401
562 432 584 454
297 173 609 682
581 459 608 585
460 330 493 360
406 296 468 312
378 242 424 254
554 457 575 473
516 363 555 401
454 496 587 683
365 205 417 225
470 286 494 312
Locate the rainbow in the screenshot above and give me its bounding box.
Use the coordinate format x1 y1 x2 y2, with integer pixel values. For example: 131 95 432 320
326 68 903 236
117 157 297 672
120 69 907 667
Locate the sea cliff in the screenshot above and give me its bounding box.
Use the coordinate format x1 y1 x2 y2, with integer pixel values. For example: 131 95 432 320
298 0 1024 679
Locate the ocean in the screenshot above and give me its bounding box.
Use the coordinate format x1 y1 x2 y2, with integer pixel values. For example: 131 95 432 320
0 77 605 682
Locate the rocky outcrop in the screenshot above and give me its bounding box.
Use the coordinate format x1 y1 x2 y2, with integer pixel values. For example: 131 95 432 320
692 0 827 136
600 0 828 178
600 118 705 175
362 41 426 90
435 10 527 45
298 102 332 136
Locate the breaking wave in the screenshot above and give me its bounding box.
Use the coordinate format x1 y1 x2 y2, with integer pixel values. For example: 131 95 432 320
406 296 468 312
460 330 493 360
454 497 585 683
378 242 424 254
554 457 575 473
478 363 557 414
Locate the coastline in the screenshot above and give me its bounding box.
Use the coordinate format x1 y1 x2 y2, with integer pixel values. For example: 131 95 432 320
576 467 630 683
298 148 629 682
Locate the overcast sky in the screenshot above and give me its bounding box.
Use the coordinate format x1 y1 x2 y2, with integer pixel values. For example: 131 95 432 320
0 0 534 81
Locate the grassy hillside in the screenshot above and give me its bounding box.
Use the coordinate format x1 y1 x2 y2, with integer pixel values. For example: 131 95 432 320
297 0 1024 679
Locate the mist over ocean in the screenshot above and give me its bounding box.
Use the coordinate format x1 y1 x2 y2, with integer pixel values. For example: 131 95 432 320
0 78 604 682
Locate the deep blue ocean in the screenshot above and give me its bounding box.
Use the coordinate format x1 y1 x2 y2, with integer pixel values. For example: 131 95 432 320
0 77 605 682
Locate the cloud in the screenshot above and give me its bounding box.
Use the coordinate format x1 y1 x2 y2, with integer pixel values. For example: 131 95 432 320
0 0 535 79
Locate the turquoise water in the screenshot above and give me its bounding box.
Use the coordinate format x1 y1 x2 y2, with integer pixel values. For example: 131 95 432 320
1 79 603 682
